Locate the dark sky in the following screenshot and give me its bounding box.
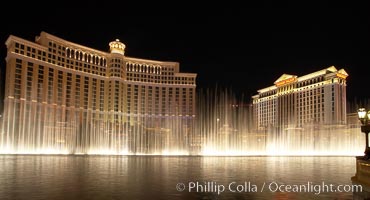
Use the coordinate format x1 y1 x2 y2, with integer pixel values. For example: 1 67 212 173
1 5 370 103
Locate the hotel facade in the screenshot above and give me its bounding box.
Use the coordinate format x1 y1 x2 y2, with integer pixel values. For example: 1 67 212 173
252 66 348 131
1 32 196 154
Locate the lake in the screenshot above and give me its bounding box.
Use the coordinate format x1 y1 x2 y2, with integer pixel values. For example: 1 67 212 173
0 156 367 199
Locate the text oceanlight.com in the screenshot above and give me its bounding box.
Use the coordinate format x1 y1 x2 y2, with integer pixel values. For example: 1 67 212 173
175 181 363 195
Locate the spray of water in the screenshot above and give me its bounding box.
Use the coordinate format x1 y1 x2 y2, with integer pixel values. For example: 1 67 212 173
0 88 366 155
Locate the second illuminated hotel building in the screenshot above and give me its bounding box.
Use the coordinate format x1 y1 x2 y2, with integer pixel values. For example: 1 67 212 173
2 32 196 154
252 66 348 131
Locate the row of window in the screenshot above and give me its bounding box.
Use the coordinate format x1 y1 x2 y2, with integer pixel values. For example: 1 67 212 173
12 59 195 115
257 77 345 99
14 41 196 85
65 46 107 67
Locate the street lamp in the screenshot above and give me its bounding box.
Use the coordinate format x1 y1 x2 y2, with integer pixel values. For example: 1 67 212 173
357 108 370 159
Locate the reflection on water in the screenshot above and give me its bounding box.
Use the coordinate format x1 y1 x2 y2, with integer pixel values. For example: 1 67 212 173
0 156 365 199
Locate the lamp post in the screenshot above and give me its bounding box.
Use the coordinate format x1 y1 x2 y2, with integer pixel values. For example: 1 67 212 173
357 108 370 159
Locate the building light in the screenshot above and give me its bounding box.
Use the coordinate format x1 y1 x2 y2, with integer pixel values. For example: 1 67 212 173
275 77 297 87
336 73 347 79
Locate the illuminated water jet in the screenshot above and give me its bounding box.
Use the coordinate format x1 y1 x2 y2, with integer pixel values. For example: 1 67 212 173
195 88 364 156
0 89 365 156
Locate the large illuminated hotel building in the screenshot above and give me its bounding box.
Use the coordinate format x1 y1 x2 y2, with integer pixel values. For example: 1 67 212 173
252 66 348 131
1 32 196 154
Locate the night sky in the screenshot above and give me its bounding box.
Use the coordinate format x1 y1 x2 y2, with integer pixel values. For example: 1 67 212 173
1 5 370 104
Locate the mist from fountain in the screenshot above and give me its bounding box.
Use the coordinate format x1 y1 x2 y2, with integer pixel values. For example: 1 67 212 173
0 88 366 156
196 88 364 156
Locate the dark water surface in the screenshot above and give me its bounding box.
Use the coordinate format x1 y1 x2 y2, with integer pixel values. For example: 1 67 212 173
0 156 366 199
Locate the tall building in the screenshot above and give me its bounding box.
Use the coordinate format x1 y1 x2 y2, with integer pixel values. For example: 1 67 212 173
1 32 196 154
252 66 348 131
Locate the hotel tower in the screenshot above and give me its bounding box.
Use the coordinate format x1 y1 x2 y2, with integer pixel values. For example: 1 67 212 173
252 66 348 132
1 32 196 154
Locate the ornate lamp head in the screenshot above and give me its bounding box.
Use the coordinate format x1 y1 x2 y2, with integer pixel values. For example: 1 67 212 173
358 108 368 125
